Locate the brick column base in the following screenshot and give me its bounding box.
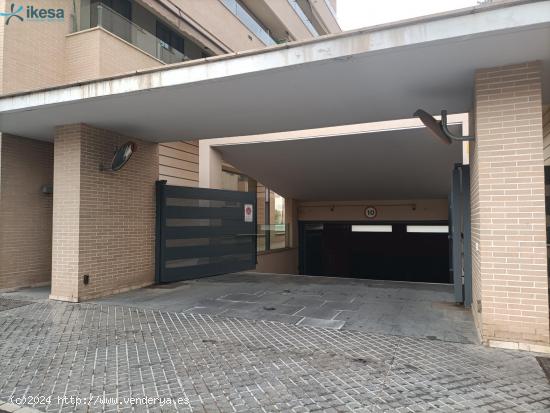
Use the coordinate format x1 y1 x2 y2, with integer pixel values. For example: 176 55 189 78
50 124 158 302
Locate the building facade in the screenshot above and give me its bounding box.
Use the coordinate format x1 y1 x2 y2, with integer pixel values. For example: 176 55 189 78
0 0 340 292
0 0 549 353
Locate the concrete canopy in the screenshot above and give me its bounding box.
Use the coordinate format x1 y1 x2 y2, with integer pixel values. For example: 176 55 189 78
213 122 465 201
0 0 549 142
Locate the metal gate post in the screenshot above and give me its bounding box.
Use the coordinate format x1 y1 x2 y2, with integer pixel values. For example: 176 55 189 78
264 188 271 252
462 166 472 307
155 180 167 284
451 165 464 303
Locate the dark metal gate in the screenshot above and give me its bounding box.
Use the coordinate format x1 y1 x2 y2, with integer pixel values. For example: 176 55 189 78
450 164 472 306
156 181 257 283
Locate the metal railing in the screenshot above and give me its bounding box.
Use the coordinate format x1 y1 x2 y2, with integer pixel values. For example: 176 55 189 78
288 0 319 36
220 0 276 46
78 3 188 64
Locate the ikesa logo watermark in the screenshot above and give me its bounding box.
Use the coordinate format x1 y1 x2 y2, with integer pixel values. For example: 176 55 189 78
0 3 64 25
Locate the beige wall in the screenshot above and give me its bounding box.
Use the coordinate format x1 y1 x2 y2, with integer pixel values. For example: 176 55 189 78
471 61 549 350
0 134 53 290
159 141 199 186
65 27 162 84
256 248 299 274
298 199 448 222
0 0 69 94
0 0 4 93
51 124 158 302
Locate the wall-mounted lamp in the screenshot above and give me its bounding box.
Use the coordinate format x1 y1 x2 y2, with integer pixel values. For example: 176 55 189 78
100 141 136 172
414 109 475 144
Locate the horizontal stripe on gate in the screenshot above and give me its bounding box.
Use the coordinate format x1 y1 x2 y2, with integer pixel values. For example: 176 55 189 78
165 185 256 202
164 206 246 219
163 225 255 239
163 242 255 260
161 260 256 282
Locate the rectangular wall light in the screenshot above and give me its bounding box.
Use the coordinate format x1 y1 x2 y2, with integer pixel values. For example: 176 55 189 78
351 225 392 233
406 225 448 233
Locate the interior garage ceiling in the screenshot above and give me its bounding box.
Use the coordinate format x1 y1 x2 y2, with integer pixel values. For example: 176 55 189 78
216 127 463 201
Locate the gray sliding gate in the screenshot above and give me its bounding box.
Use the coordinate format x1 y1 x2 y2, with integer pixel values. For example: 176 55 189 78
156 181 257 283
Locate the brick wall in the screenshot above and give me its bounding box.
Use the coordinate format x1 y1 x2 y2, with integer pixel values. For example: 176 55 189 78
0 134 53 290
1 0 68 94
65 27 163 84
51 124 158 302
472 61 549 347
0 0 4 94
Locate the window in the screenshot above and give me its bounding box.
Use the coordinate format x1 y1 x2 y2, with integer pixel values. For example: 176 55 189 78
156 21 185 55
351 225 393 233
222 170 251 192
257 184 289 252
406 225 449 233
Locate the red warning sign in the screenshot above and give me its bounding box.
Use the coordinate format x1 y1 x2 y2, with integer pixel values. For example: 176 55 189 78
244 204 253 222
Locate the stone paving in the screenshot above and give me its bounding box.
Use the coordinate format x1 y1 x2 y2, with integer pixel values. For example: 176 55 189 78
93 273 478 344
0 298 549 412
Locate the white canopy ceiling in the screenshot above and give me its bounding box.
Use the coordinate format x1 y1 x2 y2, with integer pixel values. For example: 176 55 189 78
216 126 463 201
0 1 549 142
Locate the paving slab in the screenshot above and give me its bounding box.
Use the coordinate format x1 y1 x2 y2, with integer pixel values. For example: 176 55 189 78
296 317 346 330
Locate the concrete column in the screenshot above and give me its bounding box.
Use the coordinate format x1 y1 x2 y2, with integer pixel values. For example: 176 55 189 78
471 61 549 351
50 124 158 302
198 141 222 189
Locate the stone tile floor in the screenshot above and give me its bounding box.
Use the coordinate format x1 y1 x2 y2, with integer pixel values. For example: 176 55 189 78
0 297 549 412
91 273 479 344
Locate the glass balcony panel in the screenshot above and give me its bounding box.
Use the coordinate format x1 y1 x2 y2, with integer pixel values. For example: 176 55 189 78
288 0 319 36
220 0 276 46
77 3 188 64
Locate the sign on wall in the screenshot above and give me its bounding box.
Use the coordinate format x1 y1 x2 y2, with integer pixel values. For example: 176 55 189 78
244 204 254 222
364 206 377 219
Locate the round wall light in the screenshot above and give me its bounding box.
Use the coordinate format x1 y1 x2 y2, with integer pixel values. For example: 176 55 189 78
110 141 136 172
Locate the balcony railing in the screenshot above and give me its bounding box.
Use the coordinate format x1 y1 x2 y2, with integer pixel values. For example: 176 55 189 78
220 0 276 46
288 0 319 36
78 3 188 65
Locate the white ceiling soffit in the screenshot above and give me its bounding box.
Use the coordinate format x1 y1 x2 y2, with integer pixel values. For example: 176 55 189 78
0 1 549 142
216 126 463 201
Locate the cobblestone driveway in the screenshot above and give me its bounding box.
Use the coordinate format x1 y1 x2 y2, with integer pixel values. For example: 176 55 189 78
0 299 549 412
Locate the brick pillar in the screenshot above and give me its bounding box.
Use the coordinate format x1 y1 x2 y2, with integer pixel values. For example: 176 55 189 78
50 124 158 302
472 61 549 350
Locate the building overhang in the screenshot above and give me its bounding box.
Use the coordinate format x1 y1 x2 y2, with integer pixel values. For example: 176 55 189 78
206 115 468 201
0 0 549 142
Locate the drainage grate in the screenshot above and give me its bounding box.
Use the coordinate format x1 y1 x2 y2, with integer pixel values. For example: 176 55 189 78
537 357 550 382
0 298 34 312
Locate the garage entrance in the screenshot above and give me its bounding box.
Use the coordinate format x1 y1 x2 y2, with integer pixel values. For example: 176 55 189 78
300 222 450 283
